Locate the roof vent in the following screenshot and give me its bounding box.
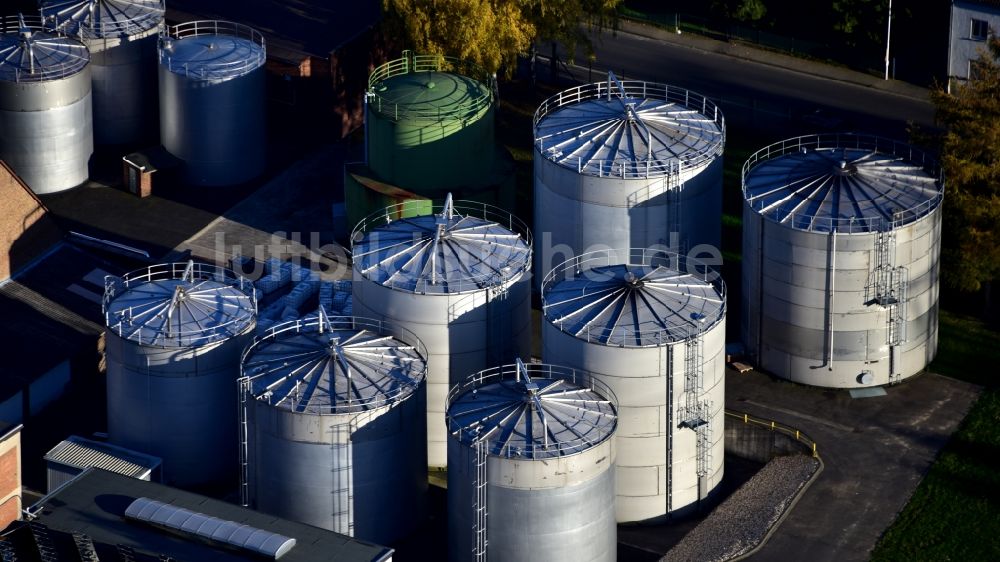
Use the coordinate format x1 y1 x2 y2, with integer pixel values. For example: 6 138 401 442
124 497 296 559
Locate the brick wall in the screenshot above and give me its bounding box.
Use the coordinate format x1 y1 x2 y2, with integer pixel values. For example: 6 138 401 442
0 161 62 280
0 429 21 529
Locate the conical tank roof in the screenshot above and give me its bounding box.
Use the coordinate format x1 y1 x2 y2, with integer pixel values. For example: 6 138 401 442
352 195 531 294
543 249 725 347
242 314 426 414
0 16 89 82
367 51 495 122
447 360 617 459
533 73 724 178
743 134 943 233
40 0 164 40
104 262 256 347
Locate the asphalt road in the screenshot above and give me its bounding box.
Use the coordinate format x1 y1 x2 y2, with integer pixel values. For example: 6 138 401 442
555 29 935 141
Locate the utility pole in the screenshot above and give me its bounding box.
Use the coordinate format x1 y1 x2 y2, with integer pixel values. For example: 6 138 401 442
884 0 893 80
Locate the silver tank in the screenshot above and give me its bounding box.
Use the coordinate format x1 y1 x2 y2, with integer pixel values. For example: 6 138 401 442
40 0 164 146
0 15 92 194
103 261 257 489
542 248 726 522
351 195 533 469
446 360 618 562
158 20 265 186
533 72 725 289
239 313 428 546
742 134 944 387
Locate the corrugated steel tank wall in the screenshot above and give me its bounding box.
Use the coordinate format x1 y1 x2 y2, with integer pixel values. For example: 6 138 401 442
542 249 726 521
352 276 531 468
0 20 92 194
741 135 943 387
531 79 725 289
247 385 427 545
158 21 266 186
105 329 253 488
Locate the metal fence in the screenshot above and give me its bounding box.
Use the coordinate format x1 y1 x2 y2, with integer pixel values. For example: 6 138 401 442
725 410 819 458
40 0 164 39
0 15 90 83
159 20 266 79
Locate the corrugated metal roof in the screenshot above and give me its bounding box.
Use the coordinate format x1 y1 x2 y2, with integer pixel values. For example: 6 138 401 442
0 17 90 82
40 0 164 40
353 198 531 295
243 316 426 414
447 361 617 459
44 436 160 478
743 135 943 233
544 259 725 347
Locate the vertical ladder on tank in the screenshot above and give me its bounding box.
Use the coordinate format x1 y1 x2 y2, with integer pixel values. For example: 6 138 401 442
866 228 897 305
332 421 355 536
865 223 909 383
665 160 685 252
696 401 713 478
238 376 252 507
886 266 909 384
472 436 489 561
680 334 711 481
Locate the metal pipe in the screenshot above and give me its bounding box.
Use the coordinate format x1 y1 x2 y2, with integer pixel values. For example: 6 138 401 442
828 228 837 370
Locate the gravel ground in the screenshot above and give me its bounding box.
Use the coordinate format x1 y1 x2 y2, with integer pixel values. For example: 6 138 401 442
662 454 821 562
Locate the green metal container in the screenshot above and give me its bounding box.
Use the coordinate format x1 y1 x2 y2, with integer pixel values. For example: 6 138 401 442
366 51 496 193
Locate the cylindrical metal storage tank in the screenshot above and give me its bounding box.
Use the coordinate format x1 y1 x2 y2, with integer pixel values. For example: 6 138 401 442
742 134 944 387
542 248 726 522
533 73 725 289
103 261 257 489
158 20 265 186
41 0 164 146
366 50 496 193
447 360 618 562
351 195 532 469
240 314 428 546
0 15 92 194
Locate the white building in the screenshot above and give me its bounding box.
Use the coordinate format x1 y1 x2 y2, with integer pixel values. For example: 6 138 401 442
948 0 1000 90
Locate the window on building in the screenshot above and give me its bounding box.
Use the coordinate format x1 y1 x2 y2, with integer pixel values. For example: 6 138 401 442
971 18 989 41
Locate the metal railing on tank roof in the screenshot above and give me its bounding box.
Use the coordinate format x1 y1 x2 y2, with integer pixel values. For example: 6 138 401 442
350 197 533 295
103 261 257 347
367 50 497 122
240 314 428 414
0 15 90 83
741 133 945 234
541 247 727 347
446 361 618 459
533 75 726 179
40 0 164 40
158 20 266 80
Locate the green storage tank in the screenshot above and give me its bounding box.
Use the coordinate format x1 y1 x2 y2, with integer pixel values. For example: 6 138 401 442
345 51 514 230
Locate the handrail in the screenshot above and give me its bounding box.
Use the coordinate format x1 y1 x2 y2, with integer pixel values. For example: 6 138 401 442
367 50 496 122
741 133 945 233
351 198 533 295
446 362 618 459
0 15 90 83
241 315 428 414
158 20 265 79
541 248 727 346
103 262 257 347
533 78 726 179
40 0 164 39
724 410 819 458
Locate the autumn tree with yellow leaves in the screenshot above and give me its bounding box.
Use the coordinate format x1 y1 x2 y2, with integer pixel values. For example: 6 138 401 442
381 0 621 75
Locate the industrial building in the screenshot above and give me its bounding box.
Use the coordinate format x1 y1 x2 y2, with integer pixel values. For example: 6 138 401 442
345 51 515 227
0 15 93 194
351 195 532 469
742 134 944 387
542 248 727 521
44 435 162 492
447 359 618 562
40 0 164 147
240 313 428 546
158 20 266 186
1 468 394 561
103 261 257 488
532 72 725 288
0 421 21 530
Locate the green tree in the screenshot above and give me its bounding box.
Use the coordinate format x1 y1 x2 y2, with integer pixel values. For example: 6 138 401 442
917 39 1000 293
381 0 621 75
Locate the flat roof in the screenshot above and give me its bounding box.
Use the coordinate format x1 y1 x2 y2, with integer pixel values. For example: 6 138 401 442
0 420 21 441
25 468 393 561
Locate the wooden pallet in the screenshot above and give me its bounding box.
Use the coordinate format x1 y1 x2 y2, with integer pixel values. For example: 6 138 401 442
730 361 753 373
